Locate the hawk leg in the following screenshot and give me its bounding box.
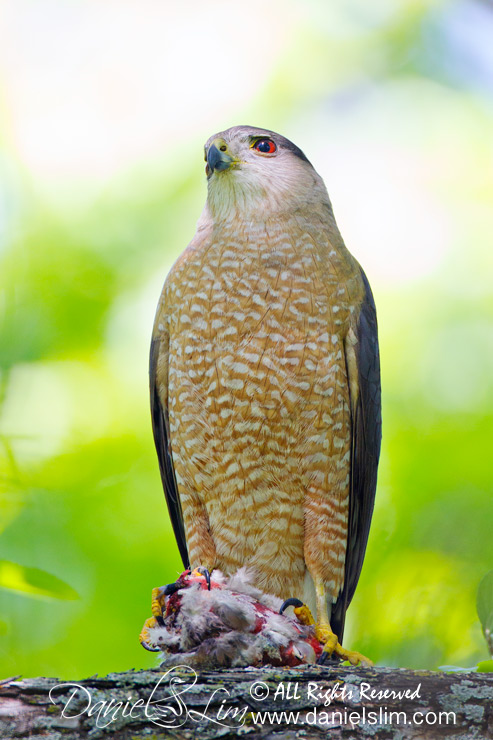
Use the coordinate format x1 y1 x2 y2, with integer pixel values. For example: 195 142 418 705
279 594 371 666
139 580 185 650
311 580 373 667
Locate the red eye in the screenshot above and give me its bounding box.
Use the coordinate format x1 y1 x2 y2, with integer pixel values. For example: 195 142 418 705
253 139 277 154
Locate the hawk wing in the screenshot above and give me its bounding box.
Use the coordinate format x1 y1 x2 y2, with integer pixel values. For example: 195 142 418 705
331 268 382 642
150 336 189 568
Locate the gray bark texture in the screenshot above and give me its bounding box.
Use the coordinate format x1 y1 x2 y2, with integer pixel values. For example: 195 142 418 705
1 664 492 739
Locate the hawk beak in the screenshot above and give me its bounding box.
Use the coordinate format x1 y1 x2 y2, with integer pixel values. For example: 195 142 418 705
207 142 234 175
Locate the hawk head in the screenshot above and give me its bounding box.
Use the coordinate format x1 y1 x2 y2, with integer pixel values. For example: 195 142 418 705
203 125 330 221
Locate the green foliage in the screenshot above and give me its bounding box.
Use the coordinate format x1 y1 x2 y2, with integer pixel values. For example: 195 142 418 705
476 571 493 657
0 560 78 600
476 660 493 673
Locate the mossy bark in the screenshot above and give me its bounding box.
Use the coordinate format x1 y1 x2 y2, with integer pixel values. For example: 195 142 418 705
1 664 492 739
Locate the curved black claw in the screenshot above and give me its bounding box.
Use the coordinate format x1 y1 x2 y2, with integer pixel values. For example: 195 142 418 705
196 567 211 590
317 650 341 665
141 640 160 653
163 582 182 596
279 597 304 615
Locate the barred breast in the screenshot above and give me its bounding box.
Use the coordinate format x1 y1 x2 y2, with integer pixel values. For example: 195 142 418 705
162 214 363 602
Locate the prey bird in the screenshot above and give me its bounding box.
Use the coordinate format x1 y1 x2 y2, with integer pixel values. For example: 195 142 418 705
148 126 381 665
139 569 326 667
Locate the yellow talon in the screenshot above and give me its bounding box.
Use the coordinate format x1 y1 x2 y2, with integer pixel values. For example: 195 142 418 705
317 628 373 667
335 646 374 667
309 578 373 666
191 567 211 589
293 604 315 626
315 624 338 652
139 616 159 647
151 586 166 618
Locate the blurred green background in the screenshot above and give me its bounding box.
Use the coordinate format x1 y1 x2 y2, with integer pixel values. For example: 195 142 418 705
1 0 492 679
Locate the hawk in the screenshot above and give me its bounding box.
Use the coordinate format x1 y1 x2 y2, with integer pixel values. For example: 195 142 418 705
149 126 381 665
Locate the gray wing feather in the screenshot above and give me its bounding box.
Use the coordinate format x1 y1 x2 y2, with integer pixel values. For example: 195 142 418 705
331 269 382 642
150 337 189 568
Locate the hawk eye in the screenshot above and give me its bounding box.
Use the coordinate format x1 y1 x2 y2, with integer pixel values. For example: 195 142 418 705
253 139 277 154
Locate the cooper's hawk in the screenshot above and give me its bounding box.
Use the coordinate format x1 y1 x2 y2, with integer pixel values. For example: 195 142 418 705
149 126 381 665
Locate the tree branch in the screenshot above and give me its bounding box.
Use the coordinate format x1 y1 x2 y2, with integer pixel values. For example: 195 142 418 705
1 664 493 738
